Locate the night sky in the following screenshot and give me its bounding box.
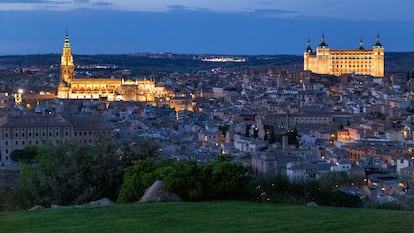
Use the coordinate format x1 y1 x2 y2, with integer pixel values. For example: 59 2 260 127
0 0 413 55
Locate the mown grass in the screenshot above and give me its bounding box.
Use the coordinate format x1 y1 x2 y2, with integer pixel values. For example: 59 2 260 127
0 201 413 233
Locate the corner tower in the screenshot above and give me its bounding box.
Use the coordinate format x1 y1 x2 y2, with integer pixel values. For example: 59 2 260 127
303 38 314 72
372 34 384 77
61 33 74 84
315 34 330 74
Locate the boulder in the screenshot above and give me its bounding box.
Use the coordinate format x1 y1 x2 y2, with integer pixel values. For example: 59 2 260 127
28 205 45 211
88 198 113 207
139 180 182 202
306 201 319 207
50 204 63 209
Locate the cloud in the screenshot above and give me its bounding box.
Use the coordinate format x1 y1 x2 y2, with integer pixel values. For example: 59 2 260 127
167 4 188 11
0 0 412 22
0 0 64 3
91 1 111 6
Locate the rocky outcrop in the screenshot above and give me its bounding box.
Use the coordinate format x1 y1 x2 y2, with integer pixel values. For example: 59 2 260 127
139 180 182 202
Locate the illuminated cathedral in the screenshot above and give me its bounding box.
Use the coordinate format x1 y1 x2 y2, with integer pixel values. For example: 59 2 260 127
57 34 166 101
304 34 384 77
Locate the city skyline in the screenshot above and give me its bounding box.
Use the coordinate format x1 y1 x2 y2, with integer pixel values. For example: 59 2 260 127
0 0 413 55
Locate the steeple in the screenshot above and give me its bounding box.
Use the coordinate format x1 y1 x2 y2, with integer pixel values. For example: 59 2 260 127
61 32 74 83
305 38 313 53
64 31 70 48
373 33 383 48
359 37 364 50
318 33 328 48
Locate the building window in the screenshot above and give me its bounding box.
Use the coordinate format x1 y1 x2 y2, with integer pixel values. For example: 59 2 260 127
15 141 18 145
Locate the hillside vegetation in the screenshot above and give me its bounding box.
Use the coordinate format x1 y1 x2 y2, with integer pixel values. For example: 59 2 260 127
1 201 413 233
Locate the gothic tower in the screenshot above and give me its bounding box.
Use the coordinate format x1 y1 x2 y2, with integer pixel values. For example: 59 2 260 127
60 33 74 84
57 33 73 98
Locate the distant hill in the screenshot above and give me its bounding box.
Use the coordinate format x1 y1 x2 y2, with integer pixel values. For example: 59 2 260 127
385 52 414 75
0 52 412 76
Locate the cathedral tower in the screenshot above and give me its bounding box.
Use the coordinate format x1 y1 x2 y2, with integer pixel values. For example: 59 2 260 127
57 33 73 98
60 33 74 84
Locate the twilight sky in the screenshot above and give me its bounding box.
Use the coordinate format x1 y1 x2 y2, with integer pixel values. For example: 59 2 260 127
0 0 413 55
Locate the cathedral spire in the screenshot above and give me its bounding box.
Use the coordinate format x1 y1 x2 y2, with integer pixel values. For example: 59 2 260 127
64 32 71 48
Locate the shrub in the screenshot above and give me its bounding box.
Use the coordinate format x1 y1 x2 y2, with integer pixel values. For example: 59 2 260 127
117 158 251 202
8 139 123 210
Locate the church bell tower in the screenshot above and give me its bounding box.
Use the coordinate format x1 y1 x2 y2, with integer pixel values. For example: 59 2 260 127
60 33 74 84
57 33 73 98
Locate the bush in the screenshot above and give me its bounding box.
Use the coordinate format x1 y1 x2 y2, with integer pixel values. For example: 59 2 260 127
250 175 363 208
0 188 10 211
8 139 123 210
117 158 251 202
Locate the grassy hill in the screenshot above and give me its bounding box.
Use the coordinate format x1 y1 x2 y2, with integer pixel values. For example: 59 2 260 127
0 201 413 233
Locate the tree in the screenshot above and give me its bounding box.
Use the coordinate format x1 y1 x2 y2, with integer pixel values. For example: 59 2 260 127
245 124 251 137
286 128 299 148
118 158 251 202
218 124 230 137
9 138 123 209
319 171 349 190
253 127 259 139
10 146 38 164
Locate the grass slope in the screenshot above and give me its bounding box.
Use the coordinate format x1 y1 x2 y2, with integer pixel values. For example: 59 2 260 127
0 202 413 233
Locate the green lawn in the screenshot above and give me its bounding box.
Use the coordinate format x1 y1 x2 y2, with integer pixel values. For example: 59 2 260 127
0 202 413 233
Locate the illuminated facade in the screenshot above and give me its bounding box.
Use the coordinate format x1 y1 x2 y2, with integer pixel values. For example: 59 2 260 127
57 34 167 101
304 34 384 77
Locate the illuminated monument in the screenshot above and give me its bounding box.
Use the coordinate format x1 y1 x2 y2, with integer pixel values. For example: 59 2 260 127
57 34 167 101
304 34 384 77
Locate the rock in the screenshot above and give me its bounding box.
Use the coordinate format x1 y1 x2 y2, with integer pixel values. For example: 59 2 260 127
306 201 319 207
139 180 182 202
28 205 45 211
88 198 113 207
50 204 63 209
